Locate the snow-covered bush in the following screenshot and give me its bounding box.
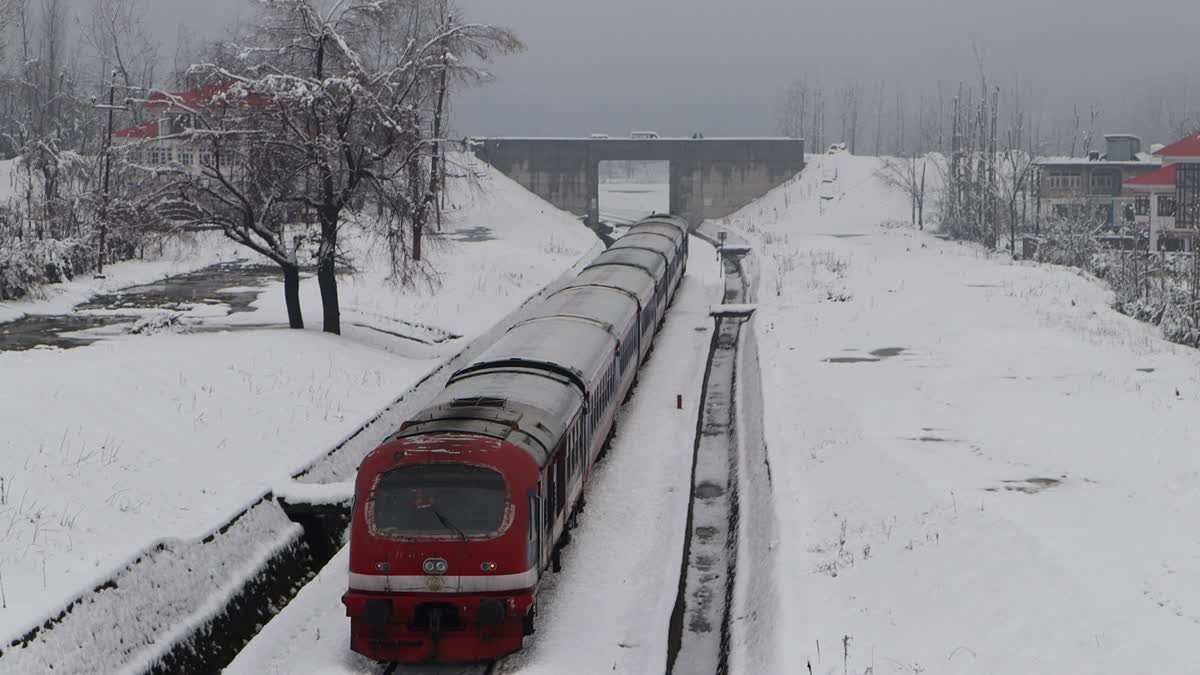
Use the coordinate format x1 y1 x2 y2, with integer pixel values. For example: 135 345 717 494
128 312 185 335
1032 217 1099 269
0 236 92 300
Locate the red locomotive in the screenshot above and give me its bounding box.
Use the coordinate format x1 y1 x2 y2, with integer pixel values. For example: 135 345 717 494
342 215 690 663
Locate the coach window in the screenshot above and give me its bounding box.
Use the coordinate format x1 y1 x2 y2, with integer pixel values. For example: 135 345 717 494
372 464 506 538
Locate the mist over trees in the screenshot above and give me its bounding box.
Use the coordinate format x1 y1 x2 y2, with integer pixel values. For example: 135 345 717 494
777 68 1200 159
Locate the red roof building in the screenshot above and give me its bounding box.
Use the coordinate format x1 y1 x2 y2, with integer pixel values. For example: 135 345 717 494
111 81 272 171
1153 133 1200 164
1122 133 1200 249
112 119 161 140
1124 164 1177 190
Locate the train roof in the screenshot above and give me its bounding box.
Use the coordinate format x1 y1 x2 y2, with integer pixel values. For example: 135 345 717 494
461 315 616 392
395 370 583 464
587 247 667 281
608 232 677 260
634 215 689 237
533 285 639 340
618 225 683 249
570 265 656 306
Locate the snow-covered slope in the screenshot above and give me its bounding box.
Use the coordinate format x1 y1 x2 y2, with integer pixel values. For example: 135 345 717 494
0 157 598 654
724 153 1200 673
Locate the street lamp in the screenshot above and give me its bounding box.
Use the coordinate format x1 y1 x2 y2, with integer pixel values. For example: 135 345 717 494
91 71 130 277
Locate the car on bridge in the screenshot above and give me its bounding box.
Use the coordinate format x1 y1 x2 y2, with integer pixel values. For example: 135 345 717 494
630 131 660 139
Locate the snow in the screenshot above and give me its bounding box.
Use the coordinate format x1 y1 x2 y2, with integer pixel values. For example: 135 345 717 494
13 140 1198 673
4 496 303 675
719 152 1200 672
0 156 598 666
224 236 725 674
274 480 355 507
710 303 757 316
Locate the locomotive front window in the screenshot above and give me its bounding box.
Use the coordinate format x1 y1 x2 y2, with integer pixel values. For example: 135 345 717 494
373 464 506 537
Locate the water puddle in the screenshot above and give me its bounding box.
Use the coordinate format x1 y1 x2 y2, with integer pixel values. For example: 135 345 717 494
78 262 280 314
985 477 1063 494
694 482 724 499
438 226 494 243
1 262 285 351
825 346 907 363
0 314 139 351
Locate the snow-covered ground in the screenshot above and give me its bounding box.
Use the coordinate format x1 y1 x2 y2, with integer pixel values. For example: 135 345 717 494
723 154 1200 673
0 158 598 650
225 235 724 674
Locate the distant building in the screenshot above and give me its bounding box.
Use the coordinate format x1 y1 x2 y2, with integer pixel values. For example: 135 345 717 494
111 82 271 175
1035 134 1161 229
1124 133 1200 251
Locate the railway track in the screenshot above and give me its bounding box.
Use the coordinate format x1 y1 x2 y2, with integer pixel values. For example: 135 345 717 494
666 224 758 675
380 660 496 675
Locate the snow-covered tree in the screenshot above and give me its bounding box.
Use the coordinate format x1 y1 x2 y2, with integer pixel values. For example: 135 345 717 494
159 0 521 334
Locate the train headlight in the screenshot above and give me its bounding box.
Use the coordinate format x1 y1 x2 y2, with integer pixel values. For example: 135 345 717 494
423 557 448 575
480 561 497 572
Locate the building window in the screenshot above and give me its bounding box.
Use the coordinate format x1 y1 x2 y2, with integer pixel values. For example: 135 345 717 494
1159 196 1177 218
178 146 194 165
1135 195 1151 216
1178 164 1200 227
1047 170 1082 191
1090 172 1114 192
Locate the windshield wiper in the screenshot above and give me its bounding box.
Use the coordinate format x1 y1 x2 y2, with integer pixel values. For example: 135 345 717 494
430 504 468 544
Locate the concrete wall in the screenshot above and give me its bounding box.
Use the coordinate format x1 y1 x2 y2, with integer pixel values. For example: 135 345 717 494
473 138 805 226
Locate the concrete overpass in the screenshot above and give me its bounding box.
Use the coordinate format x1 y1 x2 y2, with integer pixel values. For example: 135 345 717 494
471 137 805 227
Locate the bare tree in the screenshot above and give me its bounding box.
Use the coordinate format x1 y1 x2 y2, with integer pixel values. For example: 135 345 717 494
878 154 928 229
83 0 159 101
873 79 884 156
776 77 808 139
999 109 1038 257
162 0 521 334
840 81 860 154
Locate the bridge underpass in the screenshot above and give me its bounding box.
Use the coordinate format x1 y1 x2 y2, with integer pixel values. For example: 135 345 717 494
471 137 806 227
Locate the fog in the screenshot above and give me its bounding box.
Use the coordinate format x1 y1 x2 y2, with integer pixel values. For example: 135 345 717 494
142 0 1200 146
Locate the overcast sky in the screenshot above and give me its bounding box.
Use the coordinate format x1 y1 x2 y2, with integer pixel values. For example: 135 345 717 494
145 0 1200 141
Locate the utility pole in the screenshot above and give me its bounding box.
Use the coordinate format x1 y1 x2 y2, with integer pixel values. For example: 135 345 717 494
94 71 124 276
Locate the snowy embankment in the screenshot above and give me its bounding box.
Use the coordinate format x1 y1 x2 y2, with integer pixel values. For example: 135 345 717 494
0 158 599 671
723 153 1200 673
224 236 724 675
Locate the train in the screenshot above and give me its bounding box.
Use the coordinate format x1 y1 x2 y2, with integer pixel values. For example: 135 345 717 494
342 214 691 663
